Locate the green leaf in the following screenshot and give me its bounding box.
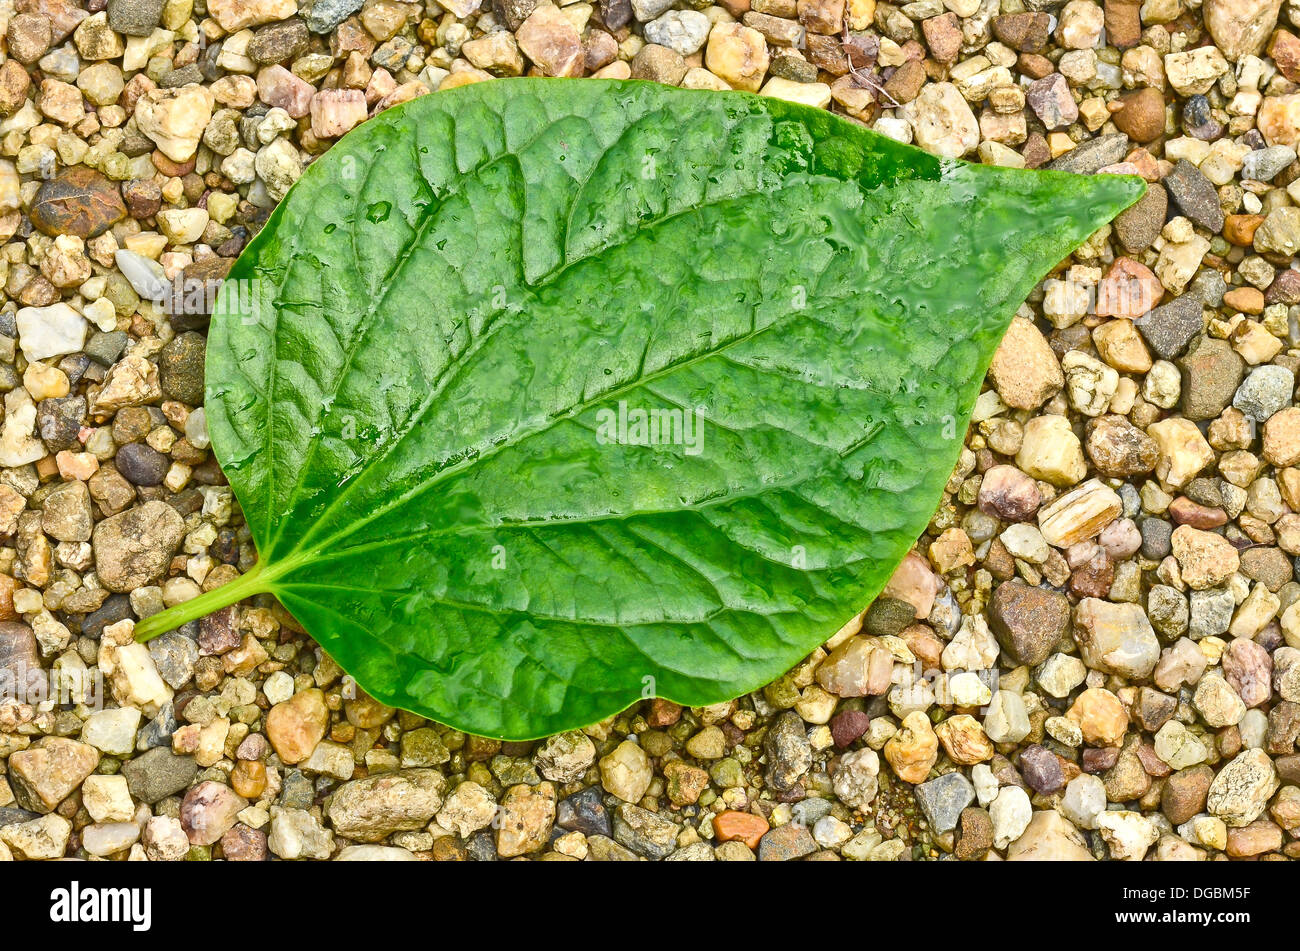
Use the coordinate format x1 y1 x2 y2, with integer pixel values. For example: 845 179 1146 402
135 78 1143 740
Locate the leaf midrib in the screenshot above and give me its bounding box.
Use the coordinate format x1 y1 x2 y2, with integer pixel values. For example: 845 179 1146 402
271 176 864 571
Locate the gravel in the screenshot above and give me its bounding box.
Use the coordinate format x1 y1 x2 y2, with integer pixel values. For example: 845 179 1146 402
0 0 1297 865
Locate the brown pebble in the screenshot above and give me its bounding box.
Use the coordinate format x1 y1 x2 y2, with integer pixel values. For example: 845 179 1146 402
1225 213 1266 246
1169 496 1228 528
1112 87 1166 143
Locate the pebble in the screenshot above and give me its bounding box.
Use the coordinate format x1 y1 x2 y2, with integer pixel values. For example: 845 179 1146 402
612 802 677 859
1164 159 1226 232
915 771 975 832
30 166 127 238
984 690 1031 743
221 824 269 861
121 748 198 803
134 85 214 162
335 845 417 860
1241 144 1296 181
1195 672 1249 729
1112 86 1164 142
262 807 329 860
1086 415 1158 476
704 23 769 92
831 748 880 809
534 731 595 783
106 0 163 36
904 82 978 159
988 580 1069 666
556 786 611 838
141 816 188 861
988 316 1062 410
494 782 556 857
92 500 185 591
1233 364 1295 422
884 711 938 784
516 5 583 77
990 785 1033 849
16 304 87 363
1207 748 1279 826
1074 598 1160 678
326 770 446 842
1096 810 1158 860
1026 73 1078 130
306 0 363 32
80 706 141 756
265 688 329 765
644 9 710 56
1171 525 1240 589
1135 295 1202 360
7 737 100 813
713 810 768 849
954 806 994 859
180 780 247 846
599 739 653 803
116 442 169 486
83 821 141 857
764 710 812 791
1115 184 1168 254
1017 414 1087 486
757 821 817 861
1047 133 1129 173
0 814 72 860
1204 0 1282 60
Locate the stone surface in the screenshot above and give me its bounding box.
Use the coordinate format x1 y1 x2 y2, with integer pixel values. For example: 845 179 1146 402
326 770 446 841
988 580 1069 665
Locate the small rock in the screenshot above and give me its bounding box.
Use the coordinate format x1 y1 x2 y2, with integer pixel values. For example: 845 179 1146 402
1073 598 1160 678
988 580 1069 666
915 771 975 833
883 711 938 784
1207 748 1279 826
905 82 979 159
265 688 329 765
1204 0 1282 60
1096 810 1158 860
326 770 446 842
1234 365 1294 422
1171 525 1240 589
121 748 198 803
612 802 677 859
7 737 99 813
765 710 812 791
180 780 247 846
704 23 770 92
1112 87 1166 142
134 84 215 163
757 821 817 861
1163 159 1225 232
30 167 126 239
599 739 653 803
644 9 710 55
1007 809 1094 860
496 782 556 857
988 316 1062 410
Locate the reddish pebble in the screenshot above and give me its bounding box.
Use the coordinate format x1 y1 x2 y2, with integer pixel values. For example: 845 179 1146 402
713 810 769 850
645 698 682 728
831 709 870 748
1169 496 1228 528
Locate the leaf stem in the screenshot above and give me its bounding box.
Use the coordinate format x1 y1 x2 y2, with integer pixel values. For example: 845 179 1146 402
133 562 272 643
